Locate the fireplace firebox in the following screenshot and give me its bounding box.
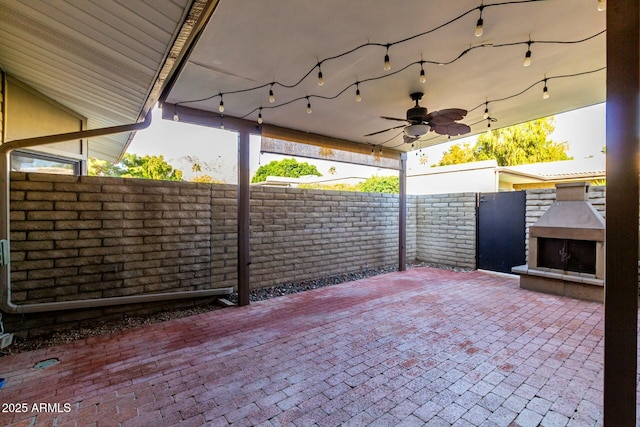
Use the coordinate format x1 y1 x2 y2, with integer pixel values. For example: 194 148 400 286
537 238 596 274
512 183 605 302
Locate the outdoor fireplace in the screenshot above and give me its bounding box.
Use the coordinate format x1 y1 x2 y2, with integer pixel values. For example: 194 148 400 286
512 182 605 302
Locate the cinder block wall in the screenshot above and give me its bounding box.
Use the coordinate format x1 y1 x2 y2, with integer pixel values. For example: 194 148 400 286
6 173 417 336
248 187 416 286
414 193 477 269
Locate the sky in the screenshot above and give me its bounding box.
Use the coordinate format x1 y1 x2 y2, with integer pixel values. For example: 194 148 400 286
128 103 606 183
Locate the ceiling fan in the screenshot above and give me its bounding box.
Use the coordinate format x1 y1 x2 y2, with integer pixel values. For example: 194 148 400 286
365 92 471 143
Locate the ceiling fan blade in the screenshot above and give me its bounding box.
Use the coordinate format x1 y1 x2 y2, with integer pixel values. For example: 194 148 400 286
381 116 410 122
403 134 419 144
364 124 406 137
431 122 471 136
426 108 468 124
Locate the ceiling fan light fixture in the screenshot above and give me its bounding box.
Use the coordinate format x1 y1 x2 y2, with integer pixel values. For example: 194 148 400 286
404 123 431 138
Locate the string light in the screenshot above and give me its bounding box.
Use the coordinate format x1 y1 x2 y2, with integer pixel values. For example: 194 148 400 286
383 45 391 71
475 5 484 37
542 78 549 99
523 41 532 67
269 84 275 103
483 102 489 119
218 95 225 113
419 62 426 84
257 107 263 124
173 108 179 122
306 97 312 114
597 0 606 11
219 115 224 130
486 118 492 133
317 63 325 86
355 83 362 102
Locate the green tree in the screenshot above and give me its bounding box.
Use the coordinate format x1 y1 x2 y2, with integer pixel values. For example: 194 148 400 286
358 176 399 194
190 174 225 184
89 153 183 181
437 117 571 167
251 158 322 183
437 143 477 166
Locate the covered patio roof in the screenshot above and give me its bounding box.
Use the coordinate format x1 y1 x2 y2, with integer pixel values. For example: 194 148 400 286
162 0 605 153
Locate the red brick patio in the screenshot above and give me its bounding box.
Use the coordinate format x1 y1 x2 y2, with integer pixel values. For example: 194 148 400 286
0 267 632 426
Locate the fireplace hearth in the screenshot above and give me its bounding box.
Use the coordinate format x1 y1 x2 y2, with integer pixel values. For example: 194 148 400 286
512 183 605 302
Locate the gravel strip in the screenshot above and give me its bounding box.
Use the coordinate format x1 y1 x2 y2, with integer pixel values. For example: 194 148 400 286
1 262 468 356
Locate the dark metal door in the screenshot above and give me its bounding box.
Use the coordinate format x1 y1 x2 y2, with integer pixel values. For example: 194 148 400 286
477 191 526 273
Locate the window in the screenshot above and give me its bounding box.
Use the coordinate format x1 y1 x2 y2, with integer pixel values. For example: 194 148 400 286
11 150 81 175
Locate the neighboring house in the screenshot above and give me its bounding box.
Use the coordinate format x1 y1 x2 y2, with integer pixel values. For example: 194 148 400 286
3 75 88 175
407 157 605 195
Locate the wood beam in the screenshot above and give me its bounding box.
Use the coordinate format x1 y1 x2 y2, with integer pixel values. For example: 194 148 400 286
261 124 402 162
399 153 407 271
162 103 261 134
604 1 639 424
237 130 251 306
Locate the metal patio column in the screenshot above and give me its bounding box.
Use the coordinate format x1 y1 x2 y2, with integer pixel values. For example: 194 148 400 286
604 0 639 424
237 130 251 306
399 153 407 271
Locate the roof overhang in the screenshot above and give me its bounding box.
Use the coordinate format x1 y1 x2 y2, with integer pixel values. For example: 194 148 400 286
0 0 216 161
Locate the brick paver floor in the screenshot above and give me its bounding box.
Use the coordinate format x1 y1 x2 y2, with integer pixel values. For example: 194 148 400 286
0 267 635 426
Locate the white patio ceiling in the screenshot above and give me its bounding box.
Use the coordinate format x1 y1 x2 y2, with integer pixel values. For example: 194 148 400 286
163 0 606 153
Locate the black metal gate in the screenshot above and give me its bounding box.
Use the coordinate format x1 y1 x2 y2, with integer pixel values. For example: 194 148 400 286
477 191 526 274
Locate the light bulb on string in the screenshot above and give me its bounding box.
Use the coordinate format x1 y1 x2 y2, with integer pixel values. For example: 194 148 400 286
542 79 550 99
379 147 383 154
383 45 391 71
419 63 426 84
483 102 489 119
257 108 263 125
355 83 362 102
218 95 225 113
173 108 179 122
317 64 324 86
268 84 275 103
597 0 606 11
474 5 484 37
523 42 532 67
219 114 224 130
486 119 492 133
306 97 312 114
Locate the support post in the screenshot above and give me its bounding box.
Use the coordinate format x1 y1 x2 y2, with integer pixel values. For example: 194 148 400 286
604 1 639 424
399 153 407 271
237 131 251 306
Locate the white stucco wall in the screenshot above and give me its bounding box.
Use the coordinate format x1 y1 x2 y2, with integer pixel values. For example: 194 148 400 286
407 160 499 195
